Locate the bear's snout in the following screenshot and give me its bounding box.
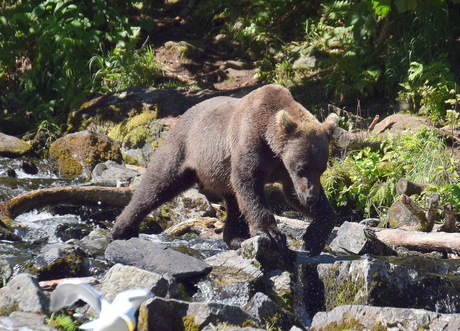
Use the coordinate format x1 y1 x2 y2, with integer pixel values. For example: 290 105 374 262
295 177 320 207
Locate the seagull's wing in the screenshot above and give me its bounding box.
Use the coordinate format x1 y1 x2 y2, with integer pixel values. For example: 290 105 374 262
50 280 105 313
112 289 154 311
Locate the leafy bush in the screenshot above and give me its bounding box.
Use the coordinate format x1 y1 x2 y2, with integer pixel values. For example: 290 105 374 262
0 0 139 132
323 128 460 219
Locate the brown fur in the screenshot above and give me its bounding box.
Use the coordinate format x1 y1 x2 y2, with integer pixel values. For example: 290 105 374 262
112 84 337 257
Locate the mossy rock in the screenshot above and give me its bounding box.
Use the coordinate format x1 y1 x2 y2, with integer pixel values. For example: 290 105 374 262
49 130 122 179
108 109 159 149
0 133 32 157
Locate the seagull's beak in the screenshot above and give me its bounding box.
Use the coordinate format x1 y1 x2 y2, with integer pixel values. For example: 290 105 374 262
127 321 135 331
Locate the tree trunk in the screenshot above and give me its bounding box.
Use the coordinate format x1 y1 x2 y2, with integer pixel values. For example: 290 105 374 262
0 186 135 218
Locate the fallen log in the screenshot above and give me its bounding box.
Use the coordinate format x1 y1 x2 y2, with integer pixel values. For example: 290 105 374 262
0 186 135 218
373 227 460 255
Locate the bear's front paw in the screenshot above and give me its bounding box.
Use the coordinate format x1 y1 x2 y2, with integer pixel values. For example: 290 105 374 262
111 224 139 240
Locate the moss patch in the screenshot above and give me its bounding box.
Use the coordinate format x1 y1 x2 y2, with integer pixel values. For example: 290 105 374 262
108 109 159 149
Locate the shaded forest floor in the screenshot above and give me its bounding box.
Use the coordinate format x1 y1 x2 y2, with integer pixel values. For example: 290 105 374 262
145 4 258 91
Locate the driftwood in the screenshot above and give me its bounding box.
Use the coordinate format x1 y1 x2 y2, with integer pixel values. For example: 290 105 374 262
400 194 438 232
374 227 460 255
0 186 135 218
396 178 428 196
439 203 458 233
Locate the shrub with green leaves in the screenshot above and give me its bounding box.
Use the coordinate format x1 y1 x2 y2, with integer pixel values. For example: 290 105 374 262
0 0 139 132
323 128 460 219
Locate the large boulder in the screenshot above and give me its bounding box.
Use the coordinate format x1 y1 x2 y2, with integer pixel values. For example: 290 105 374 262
98 264 172 302
49 130 122 179
0 133 32 157
193 247 264 308
328 221 396 256
311 305 460 330
300 255 460 315
0 273 48 315
138 297 257 331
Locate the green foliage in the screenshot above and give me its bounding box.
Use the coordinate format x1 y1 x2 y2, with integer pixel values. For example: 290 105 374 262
323 128 460 218
47 313 78 331
0 0 139 130
89 45 162 93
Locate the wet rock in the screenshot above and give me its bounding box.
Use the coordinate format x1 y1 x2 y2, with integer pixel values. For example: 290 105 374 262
0 133 32 157
0 273 48 314
29 243 87 280
310 305 460 331
329 221 396 256
20 160 38 175
193 246 264 308
0 258 12 283
105 238 212 282
0 220 21 241
0 311 56 331
244 292 300 330
311 256 460 313
91 160 141 187
75 228 111 257
55 222 91 242
98 264 172 302
49 130 122 179
138 297 257 331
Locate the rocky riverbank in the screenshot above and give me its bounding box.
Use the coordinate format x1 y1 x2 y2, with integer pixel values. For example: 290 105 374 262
1 85 460 330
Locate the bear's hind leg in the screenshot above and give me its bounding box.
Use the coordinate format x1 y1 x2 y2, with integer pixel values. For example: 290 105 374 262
222 194 250 249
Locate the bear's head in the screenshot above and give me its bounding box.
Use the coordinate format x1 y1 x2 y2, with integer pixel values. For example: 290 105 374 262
275 110 339 208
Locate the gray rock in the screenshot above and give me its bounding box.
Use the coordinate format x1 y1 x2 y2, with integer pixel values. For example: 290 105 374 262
105 238 212 282
387 195 420 227
0 312 56 331
292 56 316 69
311 305 460 331
193 249 264 308
238 235 294 270
98 264 171 302
91 160 140 187
0 258 12 282
77 228 111 257
0 273 48 314
0 133 32 157
329 221 396 256
244 292 299 330
32 243 87 279
138 297 257 331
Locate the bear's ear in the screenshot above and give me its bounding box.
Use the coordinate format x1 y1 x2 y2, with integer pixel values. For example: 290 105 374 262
322 113 340 140
276 110 298 135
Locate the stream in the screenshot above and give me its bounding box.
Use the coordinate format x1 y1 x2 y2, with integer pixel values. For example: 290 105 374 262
0 156 227 281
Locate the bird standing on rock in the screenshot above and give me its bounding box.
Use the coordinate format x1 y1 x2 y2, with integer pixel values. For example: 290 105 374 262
50 279 153 331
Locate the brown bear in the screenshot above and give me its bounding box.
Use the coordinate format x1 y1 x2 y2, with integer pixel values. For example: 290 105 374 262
112 84 338 258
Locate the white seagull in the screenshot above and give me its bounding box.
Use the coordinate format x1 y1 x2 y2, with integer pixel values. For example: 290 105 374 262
50 279 154 331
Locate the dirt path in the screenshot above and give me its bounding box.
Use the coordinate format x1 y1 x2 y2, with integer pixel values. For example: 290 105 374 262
146 6 258 90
